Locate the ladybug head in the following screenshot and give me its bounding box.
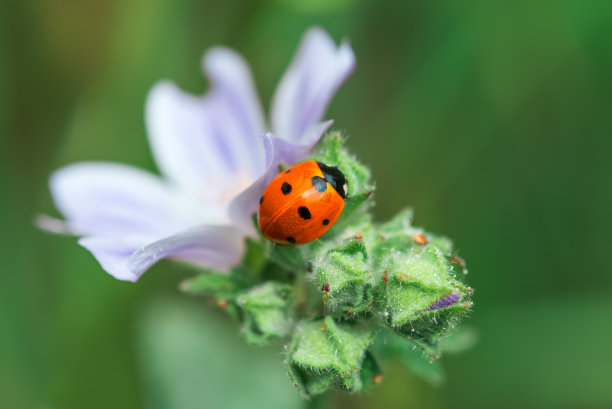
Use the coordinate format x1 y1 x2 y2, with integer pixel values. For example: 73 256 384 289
317 162 348 200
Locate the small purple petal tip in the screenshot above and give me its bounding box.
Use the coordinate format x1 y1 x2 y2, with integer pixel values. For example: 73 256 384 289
425 293 460 311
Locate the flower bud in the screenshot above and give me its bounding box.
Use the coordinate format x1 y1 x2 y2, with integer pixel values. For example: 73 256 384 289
315 240 375 315
237 282 294 344
286 317 376 397
379 244 471 355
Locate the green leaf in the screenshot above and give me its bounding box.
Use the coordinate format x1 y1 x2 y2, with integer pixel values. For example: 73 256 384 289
324 212 376 248
286 317 376 397
373 328 445 386
263 240 312 273
336 191 374 226
312 133 374 227
373 209 455 264
241 238 268 275
357 351 384 390
377 208 415 237
179 269 251 319
314 133 371 195
180 273 238 296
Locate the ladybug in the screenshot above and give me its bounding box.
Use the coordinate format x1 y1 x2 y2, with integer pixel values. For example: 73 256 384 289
258 160 347 245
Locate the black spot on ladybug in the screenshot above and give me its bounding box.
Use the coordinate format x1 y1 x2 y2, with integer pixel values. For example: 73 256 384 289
298 206 311 219
287 237 296 244
311 176 327 193
259 195 263 204
322 219 330 225
284 169 291 174
281 182 292 195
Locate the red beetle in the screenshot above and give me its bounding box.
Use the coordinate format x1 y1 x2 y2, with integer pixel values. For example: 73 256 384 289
258 160 347 245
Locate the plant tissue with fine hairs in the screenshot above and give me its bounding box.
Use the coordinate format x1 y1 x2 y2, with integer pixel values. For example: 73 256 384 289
41 27 473 398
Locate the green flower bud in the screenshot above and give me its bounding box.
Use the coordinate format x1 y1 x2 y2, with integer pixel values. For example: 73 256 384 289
180 133 474 393
315 240 375 315
236 282 294 344
286 317 377 397
379 244 472 355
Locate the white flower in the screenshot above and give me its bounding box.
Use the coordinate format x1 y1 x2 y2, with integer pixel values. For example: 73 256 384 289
43 27 355 282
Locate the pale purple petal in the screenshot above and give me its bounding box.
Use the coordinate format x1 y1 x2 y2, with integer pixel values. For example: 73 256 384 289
271 27 355 144
49 162 241 281
49 162 211 238
425 294 460 311
146 48 267 197
279 120 333 165
227 133 276 234
44 27 357 284
79 235 152 282
77 225 243 282
127 225 244 279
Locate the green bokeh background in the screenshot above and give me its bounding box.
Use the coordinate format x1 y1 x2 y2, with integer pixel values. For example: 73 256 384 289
2 1 611 408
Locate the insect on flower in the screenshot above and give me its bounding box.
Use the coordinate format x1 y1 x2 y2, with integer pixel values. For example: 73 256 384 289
39 28 356 281
258 160 347 245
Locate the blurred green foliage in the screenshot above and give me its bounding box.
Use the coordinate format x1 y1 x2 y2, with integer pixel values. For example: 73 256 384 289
2 0 611 408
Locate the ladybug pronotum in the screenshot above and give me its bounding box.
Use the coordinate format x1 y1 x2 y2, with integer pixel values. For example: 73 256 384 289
257 160 347 245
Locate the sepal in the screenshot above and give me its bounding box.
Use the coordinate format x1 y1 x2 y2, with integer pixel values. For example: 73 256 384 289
372 328 445 386
237 282 295 344
314 240 375 315
180 268 251 318
311 133 374 231
378 245 472 356
286 317 376 397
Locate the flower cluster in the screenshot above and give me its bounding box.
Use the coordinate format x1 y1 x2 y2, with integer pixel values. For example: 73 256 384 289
183 134 473 396
42 28 473 397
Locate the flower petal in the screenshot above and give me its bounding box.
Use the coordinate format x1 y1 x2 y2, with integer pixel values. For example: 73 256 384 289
78 225 243 282
127 225 244 279
226 127 333 234
78 235 151 282
146 48 267 198
425 293 460 311
227 133 276 234
271 27 355 144
49 162 214 237
279 120 333 166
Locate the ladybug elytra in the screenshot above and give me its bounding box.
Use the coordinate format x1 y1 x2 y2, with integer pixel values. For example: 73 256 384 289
258 160 347 245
